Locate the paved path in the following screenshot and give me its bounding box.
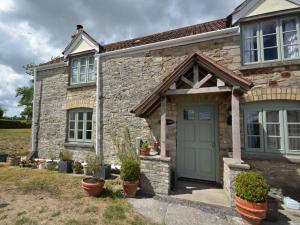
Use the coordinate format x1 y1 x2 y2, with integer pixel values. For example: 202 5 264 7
129 196 300 225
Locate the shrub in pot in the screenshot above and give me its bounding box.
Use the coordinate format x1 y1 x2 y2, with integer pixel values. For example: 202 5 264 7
73 161 83 174
81 154 105 197
58 149 73 173
140 141 150 156
112 127 140 198
46 150 57 170
235 171 269 225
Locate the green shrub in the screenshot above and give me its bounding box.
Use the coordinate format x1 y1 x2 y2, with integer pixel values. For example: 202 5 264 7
0 120 31 129
120 159 140 182
235 171 269 203
59 149 73 161
85 154 102 177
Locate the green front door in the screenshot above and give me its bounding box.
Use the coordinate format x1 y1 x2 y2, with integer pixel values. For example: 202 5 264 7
177 104 216 181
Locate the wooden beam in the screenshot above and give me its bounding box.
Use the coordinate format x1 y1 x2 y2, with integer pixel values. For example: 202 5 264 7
232 93 241 163
166 86 231 95
217 79 225 87
193 64 199 85
181 76 194 87
160 96 167 157
193 74 213 88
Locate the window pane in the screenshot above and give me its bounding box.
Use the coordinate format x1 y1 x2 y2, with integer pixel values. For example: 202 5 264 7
248 136 261 148
244 24 257 38
77 131 83 140
86 131 92 140
71 67 78 83
78 112 83 120
287 111 300 122
289 138 300 150
244 38 257 50
247 124 260 135
244 50 258 63
199 111 212 121
69 121 75 129
87 112 93 120
78 121 83 130
89 57 94 64
264 48 278 61
69 112 75 120
267 137 281 150
80 66 86 82
86 121 92 130
288 124 300 136
69 130 74 139
262 21 276 35
266 111 279 122
267 124 280 136
263 34 277 48
247 112 259 123
88 65 94 81
284 45 299 59
283 31 298 45
282 18 297 32
184 109 195 120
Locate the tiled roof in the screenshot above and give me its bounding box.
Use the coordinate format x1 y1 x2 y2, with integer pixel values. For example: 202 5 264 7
104 18 228 52
39 18 229 66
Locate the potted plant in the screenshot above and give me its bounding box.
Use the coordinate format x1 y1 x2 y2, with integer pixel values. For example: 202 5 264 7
58 149 73 173
46 150 57 170
140 141 150 156
73 161 83 174
81 154 105 197
235 171 269 225
112 127 141 198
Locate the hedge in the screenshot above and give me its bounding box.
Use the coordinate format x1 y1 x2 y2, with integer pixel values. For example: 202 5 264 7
0 120 31 129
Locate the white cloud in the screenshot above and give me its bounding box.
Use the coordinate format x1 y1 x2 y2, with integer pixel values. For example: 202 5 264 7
0 64 29 116
0 0 16 13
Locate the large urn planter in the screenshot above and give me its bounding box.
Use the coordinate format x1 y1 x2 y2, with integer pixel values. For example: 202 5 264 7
235 172 269 225
236 196 267 225
123 180 139 198
81 178 105 197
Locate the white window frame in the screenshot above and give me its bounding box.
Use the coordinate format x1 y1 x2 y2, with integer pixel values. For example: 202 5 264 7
70 55 95 85
243 102 300 156
242 15 300 65
68 109 93 143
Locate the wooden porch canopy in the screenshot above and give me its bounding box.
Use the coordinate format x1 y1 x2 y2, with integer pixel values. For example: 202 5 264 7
131 52 252 118
131 52 253 162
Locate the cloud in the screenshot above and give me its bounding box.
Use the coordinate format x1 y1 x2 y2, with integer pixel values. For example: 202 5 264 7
0 0 244 116
0 64 30 116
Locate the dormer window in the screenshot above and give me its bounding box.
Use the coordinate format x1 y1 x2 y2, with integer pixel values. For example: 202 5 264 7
242 16 300 65
70 55 95 85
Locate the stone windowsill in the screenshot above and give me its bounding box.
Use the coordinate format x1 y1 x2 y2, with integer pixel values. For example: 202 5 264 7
64 142 94 150
240 59 300 71
67 82 96 90
140 155 171 162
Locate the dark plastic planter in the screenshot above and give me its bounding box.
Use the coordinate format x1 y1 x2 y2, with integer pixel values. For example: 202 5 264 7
0 154 8 162
95 164 111 179
58 160 73 173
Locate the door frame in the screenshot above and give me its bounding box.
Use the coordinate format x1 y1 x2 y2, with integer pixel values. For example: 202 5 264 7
176 101 220 183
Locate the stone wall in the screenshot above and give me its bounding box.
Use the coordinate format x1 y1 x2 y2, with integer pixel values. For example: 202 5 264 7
223 158 250 206
140 156 171 195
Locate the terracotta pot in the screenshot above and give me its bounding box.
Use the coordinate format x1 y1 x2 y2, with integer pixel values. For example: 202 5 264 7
7 156 20 166
73 169 83 174
123 180 139 198
140 148 150 156
81 178 105 197
236 196 267 225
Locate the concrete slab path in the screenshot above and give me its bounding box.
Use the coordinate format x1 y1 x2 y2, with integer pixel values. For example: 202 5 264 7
129 196 300 225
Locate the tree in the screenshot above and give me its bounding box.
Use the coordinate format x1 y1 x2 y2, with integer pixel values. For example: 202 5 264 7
16 64 35 121
0 106 6 119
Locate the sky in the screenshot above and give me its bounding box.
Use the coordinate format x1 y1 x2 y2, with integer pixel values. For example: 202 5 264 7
0 0 243 116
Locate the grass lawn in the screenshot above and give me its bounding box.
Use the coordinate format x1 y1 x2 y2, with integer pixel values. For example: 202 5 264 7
0 129 31 156
0 165 157 225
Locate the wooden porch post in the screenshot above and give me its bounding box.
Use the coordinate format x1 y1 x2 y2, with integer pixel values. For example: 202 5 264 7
232 89 241 162
160 95 167 157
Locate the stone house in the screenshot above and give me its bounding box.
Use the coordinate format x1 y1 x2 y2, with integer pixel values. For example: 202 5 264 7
33 0 300 203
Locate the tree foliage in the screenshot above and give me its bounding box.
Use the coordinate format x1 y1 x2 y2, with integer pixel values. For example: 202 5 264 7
16 64 35 121
0 105 6 118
